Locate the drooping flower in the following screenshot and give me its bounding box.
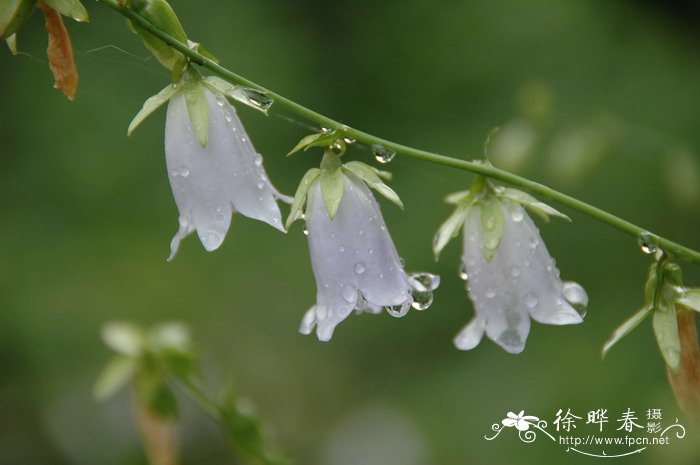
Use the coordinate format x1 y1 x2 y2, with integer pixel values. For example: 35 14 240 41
288 152 439 341
128 72 289 260
435 179 587 354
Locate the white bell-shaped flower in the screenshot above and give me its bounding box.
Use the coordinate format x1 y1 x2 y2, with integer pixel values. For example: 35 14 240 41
164 87 288 259
454 201 587 353
300 173 438 341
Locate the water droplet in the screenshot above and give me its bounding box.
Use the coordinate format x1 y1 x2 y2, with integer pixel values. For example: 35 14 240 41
511 208 524 222
385 301 411 317
225 113 233 123
528 236 538 249
214 92 226 107
241 88 273 112
257 180 265 189
408 272 440 291
411 290 433 311
484 237 499 251
562 281 588 317
357 229 364 236
524 293 538 308
254 154 263 166
303 226 309 236
484 217 496 230
458 263 469 281
485 288 496 298
638 231 659 255
170 169 180 177
343 137 356 144
354 262 366 274
339 246 346 252
355 293 368 310
372 144 396 164
510 266 521 278
341 285 357 303
523 259 530 267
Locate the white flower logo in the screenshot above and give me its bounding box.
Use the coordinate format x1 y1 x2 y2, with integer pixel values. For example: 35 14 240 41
502 410 540 431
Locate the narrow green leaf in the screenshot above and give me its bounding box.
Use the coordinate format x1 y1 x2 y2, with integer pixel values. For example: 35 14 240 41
128 83 180 136
499 188 570 222
128 19 184 70
184 82 209 147
433 204 470 260
319 152 344 219
653 300 681 372
678 289 700 313
288 130 341 156
129 0 187 42
601 305 653 359
285 168 320 230
6 33 17 54
1 0 36 39
445 190 470 205
203 76 272 115
197 44 220 64
43 0 87 22
93 355 136 400
479 195 504 262
342 161 403 209
483 126 500 160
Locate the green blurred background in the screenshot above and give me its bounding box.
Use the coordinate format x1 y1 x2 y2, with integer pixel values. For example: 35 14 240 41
2 0 700 464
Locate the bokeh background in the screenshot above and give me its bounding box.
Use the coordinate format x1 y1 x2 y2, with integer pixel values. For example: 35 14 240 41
2 0 700 464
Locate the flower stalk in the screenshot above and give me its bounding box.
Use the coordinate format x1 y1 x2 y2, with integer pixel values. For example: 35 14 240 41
96 0 700 266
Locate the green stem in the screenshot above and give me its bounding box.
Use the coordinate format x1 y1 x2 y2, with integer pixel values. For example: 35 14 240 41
98 0 700 265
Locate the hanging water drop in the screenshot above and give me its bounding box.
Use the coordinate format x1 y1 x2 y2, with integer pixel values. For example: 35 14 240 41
524 293 538 309
458 263 469 281
562 281 588 317
411 290 433 311
303 226 309 236
638 231 659 255
372 144 396 164
408 272 441 292
241 88 273 112
385 300 411 317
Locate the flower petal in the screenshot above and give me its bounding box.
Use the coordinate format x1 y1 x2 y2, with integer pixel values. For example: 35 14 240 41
461 202 583 353
303 173 412 341
453 315 486 350
164 88 285 258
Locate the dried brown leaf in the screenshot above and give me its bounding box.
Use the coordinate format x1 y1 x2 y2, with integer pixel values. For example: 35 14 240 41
37 1 78 100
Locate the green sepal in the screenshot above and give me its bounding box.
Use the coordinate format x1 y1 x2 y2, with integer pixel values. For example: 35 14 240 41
183 77 209 148
601 305 653 359
1 0 36 39
148 321 196 380
319 151 344 219
93 355 136 400
479 194 504 262
285 168 320 230
288 129 343 156
342 161 403 209
445 190 471 205
128 83 180 136
43 0 88 22
653 298 681 372
433 203 471 260
483 126 500 161
678 289 700 313
126 0 187 70
498 187 571 222
134 368 178 419
6 33 17 54
203 76 272 115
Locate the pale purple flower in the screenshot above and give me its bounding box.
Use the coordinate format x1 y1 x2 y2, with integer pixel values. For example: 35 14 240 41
454 202 587 353
164 87 289 259
299 173 439 341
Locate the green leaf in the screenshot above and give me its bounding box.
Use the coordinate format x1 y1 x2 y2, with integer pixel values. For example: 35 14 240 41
128 83 180 136
43 0 87 22
433 204 471 260
601 305 653 359
128 0 187 42
1 0 36 39
653 299 681 372
483 126 500 160
128 19 184 70
342 161 403 209
479 194 504 262
678 289 700 313
184 81 209 147
319 152 344 219
499 188 571 222
93 355 136 400
288 129 341 156
445 190 471 205
202 76 272 114
197 44 219 64
285 168 320 230
6 33 17 54
102 321 144 357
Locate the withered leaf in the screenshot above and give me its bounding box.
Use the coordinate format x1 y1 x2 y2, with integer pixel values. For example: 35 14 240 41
37 1 78 100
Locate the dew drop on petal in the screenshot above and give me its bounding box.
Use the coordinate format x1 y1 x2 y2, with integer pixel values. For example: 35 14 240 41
354 262 366 274
408 272 441 292
510 208 524 222
254 154 263 166
485 288 496 298
524 293 538 309
341 285 357 303
339 246 346 252
372 144 396 164
562 281 588 317
523 259 530 267
385 300 411 317
510 266 521 278
411 290 433 311
458 263 469 281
